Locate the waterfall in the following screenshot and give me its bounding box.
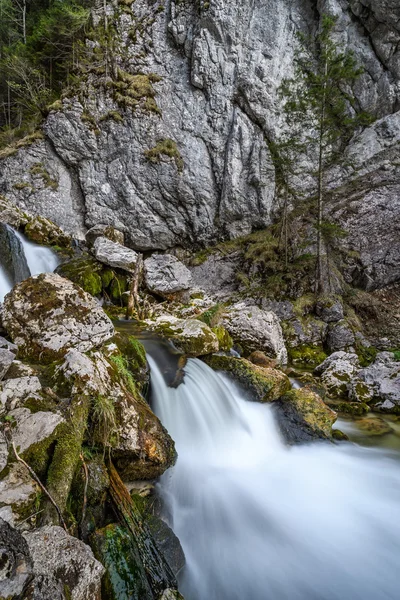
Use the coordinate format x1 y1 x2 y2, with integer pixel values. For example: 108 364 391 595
149 356 400 600
0 225 59 302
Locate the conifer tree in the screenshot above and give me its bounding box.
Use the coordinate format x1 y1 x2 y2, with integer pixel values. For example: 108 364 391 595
279 15 372 295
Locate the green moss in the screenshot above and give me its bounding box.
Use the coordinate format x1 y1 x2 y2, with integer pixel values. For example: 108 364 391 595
281 388 336 438
109 273 128 304
24 215 71 248
325 400 369 416
197 303 224 327
332 429 349 441
0 131 44 159
288 344 327 368
56 256 103 296
29 162 58 189
45 394 90 517
109 354 137 395
356 345 378 367
203 354 291 402
99 110 124 123
144 138 183 172
112 69 162 115
211 325 233 352
13 182 33 191
101 268 114 289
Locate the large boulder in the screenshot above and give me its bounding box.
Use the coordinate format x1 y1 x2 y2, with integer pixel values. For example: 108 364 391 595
57 348 176 480
145 315 219 357
1 273 114 362
274 388 337 443
325 320 356 352
86 224 124 246
360 352 400 411
221 302 287 364
144 254 192 299
314 352 371 402
92 236 138 273
24 525 104 600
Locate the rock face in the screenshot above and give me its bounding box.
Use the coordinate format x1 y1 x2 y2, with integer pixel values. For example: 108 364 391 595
221 302 287 364
0 1 398 290
360 352 400 410
1 273 114 362
144 254 192 299
0 348 14 381
92 236 138 273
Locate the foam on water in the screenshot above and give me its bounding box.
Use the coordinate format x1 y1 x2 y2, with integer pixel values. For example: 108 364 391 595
150 356 400 600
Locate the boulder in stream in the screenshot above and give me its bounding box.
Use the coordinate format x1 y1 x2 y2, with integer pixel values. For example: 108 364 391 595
145 315 219 356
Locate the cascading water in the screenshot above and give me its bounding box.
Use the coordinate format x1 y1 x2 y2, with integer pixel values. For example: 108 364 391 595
0 225 59 302
149 355 400 600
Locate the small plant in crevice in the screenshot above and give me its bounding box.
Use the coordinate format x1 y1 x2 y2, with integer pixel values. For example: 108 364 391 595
91 394 119 453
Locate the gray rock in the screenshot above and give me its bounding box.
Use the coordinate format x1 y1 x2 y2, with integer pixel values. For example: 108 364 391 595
1 273 114 362
0 337 17 354
145 315 219 357
0 431 8 473
24 526 104 600
86 223 124 246
360 352 400 409
189 253 241 300
10 408 64 455
315 300 344 323
0 349 14 381
144 254 192 299
0 464 38 523
325 321 356 352
315 352 361 399
0 376 42 415
0 517 33 599
221 302 287 364
92 236 138 273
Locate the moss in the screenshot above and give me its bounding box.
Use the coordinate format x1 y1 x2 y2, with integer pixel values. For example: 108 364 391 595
356 345 378 367
144 138 183 172
13 182 33 191
56 256 103 296
281 388 337 438
99 110 124 123
0 131 43 159
288 344 327 368
109 354 137 396
101 268 114 289
197 303 225 327
24 215 70 248
29 162 58 189
332 429 349 441
325 400 369 416
45 393 91 517
109 273 128 304
203 354 291 402
48 99 63 112
212 325 233 352
112 69 162 115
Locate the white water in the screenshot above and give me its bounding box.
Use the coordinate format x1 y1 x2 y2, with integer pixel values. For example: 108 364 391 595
0 228 59 302
150 357 400 600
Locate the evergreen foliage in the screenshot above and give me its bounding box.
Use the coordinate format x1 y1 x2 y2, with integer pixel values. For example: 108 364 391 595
278 15 372 295
0 0 91 145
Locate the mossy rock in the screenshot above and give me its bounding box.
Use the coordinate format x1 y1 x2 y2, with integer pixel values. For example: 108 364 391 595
202 354 291 402
91 524 154 600
211 325 233 352
56 256 103 296
279 388 337 439
288 344 327 368
324 400 369 416
332 429 349 441
355 416 394 436
109 273 129 304
146 316 219 357
24 215 71 248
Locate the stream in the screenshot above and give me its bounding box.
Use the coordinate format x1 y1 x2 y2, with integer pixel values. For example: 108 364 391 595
148 352 400 600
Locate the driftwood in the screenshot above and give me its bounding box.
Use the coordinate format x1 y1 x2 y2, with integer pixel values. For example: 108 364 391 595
107 461 177 596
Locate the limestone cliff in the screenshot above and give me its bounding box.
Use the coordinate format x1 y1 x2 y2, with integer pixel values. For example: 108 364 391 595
0 0 399 287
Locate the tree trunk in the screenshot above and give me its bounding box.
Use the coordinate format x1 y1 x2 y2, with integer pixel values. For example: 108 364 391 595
126 253 144 320
315 58 328 296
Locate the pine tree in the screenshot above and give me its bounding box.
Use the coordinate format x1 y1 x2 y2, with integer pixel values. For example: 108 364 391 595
278 15 372 295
